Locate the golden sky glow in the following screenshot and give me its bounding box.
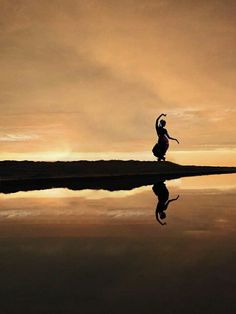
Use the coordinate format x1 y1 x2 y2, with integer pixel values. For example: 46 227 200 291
0 0 236 161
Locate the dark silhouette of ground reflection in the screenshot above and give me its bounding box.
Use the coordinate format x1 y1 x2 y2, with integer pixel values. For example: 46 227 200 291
0 174 183 194
152 182 179 225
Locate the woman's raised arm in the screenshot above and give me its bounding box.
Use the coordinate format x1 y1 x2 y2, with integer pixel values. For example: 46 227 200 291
155 113 167 130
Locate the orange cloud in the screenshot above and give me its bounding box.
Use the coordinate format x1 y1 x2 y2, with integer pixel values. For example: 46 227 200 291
0 0 235 159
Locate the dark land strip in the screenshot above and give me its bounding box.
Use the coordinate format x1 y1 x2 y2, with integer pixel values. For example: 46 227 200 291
0 160 236 193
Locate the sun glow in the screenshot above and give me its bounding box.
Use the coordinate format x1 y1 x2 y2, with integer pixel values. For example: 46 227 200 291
0 149 236 166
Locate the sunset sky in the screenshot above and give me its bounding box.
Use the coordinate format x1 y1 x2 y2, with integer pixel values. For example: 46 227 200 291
0 0 236 163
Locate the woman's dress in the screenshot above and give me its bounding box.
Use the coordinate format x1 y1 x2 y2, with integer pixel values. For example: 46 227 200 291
152 126 169 158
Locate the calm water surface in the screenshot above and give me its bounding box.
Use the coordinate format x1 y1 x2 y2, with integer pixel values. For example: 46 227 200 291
0 174 236 313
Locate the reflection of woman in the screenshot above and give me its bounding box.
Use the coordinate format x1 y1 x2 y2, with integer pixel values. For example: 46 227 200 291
153 113 179 161
152 182 179 225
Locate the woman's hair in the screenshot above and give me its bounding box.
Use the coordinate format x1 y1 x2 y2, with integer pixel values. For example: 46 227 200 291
160 119 166 127
159 212 166 219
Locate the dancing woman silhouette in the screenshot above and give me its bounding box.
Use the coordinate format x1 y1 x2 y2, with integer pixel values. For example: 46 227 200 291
152 113 179 161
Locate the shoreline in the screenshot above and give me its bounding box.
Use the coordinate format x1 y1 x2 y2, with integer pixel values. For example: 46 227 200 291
0 160 236 193
1 160 236 180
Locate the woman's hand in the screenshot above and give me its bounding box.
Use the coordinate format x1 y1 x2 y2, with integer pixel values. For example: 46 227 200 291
175 139 179 144
162 113 167 117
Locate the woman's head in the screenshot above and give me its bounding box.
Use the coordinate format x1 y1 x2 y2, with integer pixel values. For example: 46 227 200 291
160 119 166 127
159 212 166 220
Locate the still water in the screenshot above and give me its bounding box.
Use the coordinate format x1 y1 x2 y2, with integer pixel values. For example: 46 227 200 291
0 174 236 313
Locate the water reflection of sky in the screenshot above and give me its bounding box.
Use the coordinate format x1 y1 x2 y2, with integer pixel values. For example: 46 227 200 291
0 174 235 237
0 174 236 313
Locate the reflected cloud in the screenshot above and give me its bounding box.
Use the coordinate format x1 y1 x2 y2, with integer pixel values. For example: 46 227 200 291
0 174 235 234
184 230 212 237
